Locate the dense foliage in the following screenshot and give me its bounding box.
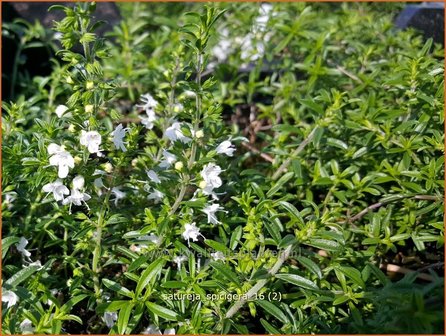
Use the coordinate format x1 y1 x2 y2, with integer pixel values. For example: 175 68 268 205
2 2 444 334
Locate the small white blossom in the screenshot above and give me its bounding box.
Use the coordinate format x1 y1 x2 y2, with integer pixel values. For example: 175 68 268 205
42 179 69 201
182 223 203 245
216 140 236 156
55 104 68 118
165 122 191 143
147 170 161 184
142 325 162 335
48 143 75 179
140 109 157 130
202 203 226 224
103 312 118 329
72 175 85 190
111 124 129 152
200 163 223 195
147 189 164 203
2 290 19 308
62 189 91 212
20 319 34 334
80 130 102 154
16 237 31 258
137 93 158 111
111 187 126 206
159 150 177 169
173 255 187 268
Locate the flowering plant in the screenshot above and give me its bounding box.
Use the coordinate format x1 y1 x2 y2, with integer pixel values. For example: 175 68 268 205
2 2 444 335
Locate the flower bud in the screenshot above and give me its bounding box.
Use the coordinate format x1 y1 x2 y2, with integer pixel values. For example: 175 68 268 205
131 158 138 167
68 124 76 133
104 162 113 173
86 81 94 90
199 180 207 189
175 161 184 171
195 130 204 139
66 76 74 84
85 105 94 113
74 156 82 165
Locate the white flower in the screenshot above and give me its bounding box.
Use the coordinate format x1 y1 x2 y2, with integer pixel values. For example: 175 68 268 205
147 189 164 203
72 175 85 190
164 328 176 335
211 251 226 261
29 260 43 269
111 124 129 152
62 189 91 212
20 319 34 334
16 237 31 258
103 312 118 329
182 223 203 245
159 150 177 168
137 93 158 111
202 204 225 224
42 179 69 201
2 290 19 308
48 143 75 179
55 105 68 118
147 170 161 184
200 163 223 195
142 325 161 335
111 187 126 206
165 122 191 143
216 140 236 156
173 255 187 268
140 109 157 130
80 130 102 154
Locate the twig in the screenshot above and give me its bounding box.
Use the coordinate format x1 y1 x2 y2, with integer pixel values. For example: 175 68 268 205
417 262 444 272
380 263 436 282
225 245 293 319
271 126 320 181
241 142 274 163
348 194 441 223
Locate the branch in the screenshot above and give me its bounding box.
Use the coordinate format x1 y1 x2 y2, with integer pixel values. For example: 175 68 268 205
241 142 274 163
348 194 441 223
225 245 293 319
272 126 320 181
380 263 436 282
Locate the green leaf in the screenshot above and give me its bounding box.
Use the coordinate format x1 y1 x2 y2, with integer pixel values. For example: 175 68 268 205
209 262 241 287
229 226 242 250
205 239 229 253
275 273 319 290
366 263 389 286
145 302 179 321
264 217 281 244
260 318 281 334
4 265 40 288
117 302 134 334
256 300 289 324
267 172 294 197
305 238 341 252
135 258 165 297
279 201 305 229
338 266 365 288
2 236 20 258
102 279 134 298
296 256 322 279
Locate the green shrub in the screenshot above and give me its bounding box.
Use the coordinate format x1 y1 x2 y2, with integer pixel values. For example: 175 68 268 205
2 2 444 334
